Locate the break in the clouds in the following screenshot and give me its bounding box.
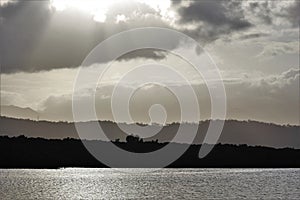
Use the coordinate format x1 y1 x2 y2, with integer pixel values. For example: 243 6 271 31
0 0 299 73
0 0 174 73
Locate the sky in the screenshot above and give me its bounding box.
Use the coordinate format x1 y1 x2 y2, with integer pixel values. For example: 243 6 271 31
0 0 299 125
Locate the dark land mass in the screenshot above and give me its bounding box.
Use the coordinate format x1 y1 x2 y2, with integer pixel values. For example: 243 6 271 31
1 135 300 168
1 116 300 149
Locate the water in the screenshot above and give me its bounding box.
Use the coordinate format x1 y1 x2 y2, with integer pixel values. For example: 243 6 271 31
0 168 299 199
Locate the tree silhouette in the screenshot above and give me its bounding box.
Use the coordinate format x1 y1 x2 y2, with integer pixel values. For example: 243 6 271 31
126 135 143 143
0 136 300 168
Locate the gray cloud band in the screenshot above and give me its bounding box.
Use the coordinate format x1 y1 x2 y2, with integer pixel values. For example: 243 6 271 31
72 27 227 168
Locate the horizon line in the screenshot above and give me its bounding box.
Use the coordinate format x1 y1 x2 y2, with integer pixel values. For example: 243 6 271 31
1 115 299 127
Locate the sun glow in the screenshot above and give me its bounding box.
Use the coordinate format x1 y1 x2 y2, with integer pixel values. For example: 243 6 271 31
50 0 120 22
50 0 171 23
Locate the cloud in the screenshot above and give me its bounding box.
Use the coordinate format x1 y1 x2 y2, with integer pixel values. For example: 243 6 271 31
257 41 299 57
238 33 269 40
248 1 299 28
0 90 24 106
0 1 52 73
1 64 298 124
177 1 250 28
248 1 273 25
116 49 167 61
0 0 251 73
0 1 172 73
38 83 183 123
0 0 16 7
282 1 300 27
223 68 300 124
173 0 252 43
31 68 299 125
1 0 299 74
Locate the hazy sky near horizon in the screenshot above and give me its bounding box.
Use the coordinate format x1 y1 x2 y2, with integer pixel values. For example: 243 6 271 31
0 0 299 124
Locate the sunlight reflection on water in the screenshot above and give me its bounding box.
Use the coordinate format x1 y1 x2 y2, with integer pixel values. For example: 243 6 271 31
0 168 300 199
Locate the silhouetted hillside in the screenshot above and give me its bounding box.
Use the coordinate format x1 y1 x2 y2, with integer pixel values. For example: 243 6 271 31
0 116 299 148
0 136 300 168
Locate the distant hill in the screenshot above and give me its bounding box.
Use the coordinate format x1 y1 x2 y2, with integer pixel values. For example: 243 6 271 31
0 105 39 120
0 116 299 149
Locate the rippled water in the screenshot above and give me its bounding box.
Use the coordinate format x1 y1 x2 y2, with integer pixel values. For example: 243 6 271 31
0 168 300 199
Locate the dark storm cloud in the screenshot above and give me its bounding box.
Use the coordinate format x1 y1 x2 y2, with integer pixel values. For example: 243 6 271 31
0 1 52 73
248 0 299 27
117 49 167 61
169 0 253 43
239 33 270 40
249 1 272 25
0 1 101 73
177 1 250 28
285 1 300 27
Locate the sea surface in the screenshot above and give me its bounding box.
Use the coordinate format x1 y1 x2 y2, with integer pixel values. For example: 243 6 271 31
0 168 299 199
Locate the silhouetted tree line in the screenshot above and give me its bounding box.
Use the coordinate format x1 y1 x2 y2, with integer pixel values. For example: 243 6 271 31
0 135 300 168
